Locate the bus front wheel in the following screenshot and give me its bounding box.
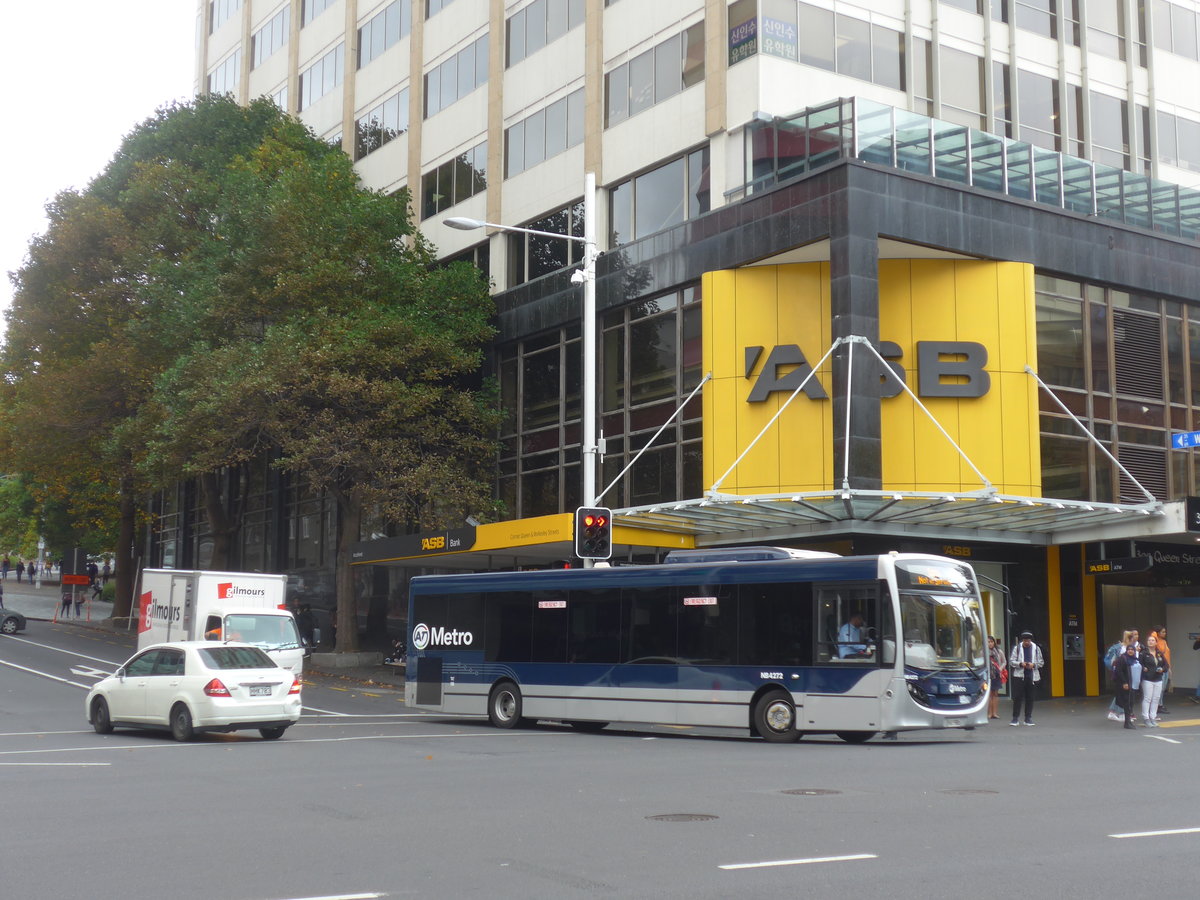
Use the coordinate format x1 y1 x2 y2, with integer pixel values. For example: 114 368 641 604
753 690 799 743
488 681 527 729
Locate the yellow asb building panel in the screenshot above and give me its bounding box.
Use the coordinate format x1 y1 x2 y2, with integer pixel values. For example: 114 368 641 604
702 260 1040 496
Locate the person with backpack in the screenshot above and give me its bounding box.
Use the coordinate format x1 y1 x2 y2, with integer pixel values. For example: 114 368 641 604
1113 641 1142 730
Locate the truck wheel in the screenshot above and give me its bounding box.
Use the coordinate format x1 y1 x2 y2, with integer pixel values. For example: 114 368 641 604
488 681 526 729
170 703 194 742
753 690 800 743
91 697 113 734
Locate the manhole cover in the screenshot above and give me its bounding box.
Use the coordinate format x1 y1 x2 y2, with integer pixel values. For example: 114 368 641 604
781 788 842 796
646 813 719 822
938 789 999 795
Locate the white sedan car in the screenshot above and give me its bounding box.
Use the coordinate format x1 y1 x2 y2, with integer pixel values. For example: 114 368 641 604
86 641 302 741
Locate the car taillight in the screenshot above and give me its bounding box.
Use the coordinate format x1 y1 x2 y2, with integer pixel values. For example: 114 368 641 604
288 676 301 695
204 678 231 697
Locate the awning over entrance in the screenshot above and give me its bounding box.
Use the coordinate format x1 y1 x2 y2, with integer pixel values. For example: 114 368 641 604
615 490 1183 548
349 493 1190 571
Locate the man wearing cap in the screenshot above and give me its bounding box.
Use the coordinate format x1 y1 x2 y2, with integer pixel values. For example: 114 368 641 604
1008 631 1043 726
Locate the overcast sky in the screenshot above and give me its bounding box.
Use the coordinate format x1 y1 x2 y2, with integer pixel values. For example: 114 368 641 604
0 1 197 320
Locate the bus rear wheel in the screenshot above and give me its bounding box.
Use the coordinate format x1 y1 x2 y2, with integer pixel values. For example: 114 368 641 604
754 690 799 743
488 681 527 729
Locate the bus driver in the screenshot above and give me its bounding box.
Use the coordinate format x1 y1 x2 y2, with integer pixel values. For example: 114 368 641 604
838 611 870 658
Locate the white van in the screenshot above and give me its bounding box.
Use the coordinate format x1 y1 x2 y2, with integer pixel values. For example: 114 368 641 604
137 569 307 674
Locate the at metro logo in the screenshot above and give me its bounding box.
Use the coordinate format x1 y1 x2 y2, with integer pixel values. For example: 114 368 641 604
743 340 991 401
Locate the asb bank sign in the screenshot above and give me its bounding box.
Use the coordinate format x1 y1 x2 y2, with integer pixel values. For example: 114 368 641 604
701 260 1041 497
412 623 474 650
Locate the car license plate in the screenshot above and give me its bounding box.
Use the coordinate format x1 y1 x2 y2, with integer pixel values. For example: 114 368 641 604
249 685 272 697
942 717 964 728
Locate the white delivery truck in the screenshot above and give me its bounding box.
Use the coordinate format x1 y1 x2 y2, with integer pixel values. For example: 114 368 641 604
137 569 307 674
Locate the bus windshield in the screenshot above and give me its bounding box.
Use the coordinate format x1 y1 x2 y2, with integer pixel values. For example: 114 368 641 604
899 592 986 671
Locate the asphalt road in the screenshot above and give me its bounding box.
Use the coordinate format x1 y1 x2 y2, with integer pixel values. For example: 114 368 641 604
3 624 1199 900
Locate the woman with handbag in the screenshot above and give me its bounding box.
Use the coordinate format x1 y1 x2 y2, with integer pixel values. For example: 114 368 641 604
987 636 1005 720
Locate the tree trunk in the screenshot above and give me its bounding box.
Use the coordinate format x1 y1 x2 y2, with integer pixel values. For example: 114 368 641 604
112 480 137 620
334 492 361 653
199 470 234 570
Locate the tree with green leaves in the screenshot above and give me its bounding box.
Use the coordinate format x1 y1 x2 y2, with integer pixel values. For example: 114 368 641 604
3 95 499 649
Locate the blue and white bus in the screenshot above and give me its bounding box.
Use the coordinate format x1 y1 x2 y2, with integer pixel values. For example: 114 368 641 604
406 549 989 742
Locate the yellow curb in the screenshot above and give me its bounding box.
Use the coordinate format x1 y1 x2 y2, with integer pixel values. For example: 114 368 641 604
1155 718 1200 728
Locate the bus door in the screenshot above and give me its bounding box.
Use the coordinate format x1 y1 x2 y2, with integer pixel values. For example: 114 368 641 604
803 583 886 731
611 587 679 723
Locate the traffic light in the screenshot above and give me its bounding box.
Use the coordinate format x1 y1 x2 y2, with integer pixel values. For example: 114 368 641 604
574 506 612 560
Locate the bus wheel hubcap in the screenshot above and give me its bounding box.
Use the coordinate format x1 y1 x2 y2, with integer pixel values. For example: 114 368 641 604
766 702 792 731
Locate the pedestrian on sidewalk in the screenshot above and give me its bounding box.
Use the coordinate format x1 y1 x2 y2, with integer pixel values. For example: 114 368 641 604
1151 626 1171 713
1009 631 1043 726
60 591 72 618
988 636 1005 720
74 590 85 618
1113 641 1142 730
1139 633 1168 727
0 580 5 608
1105 630 1134 721
2 554 10 580
15 560 24 583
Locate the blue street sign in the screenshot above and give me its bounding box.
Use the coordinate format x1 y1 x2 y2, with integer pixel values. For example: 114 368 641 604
1171 431 1200 449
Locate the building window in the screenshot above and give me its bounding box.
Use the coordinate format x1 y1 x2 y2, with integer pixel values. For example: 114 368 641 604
424 35 488 118
299 44 344 110
940 46 985 129
605 23 704 127
302 0 337 27
729 0 758 65
252 7 290 69
1157 110 1200 173
211 0 243 33
355 88 409 159
609 147 710 247
427 0 460 17
505 88 584 177
207 50 242 95
506 202 584 286
497 286 702 517
358 1 412 69
1090 91 1129 169
270 84 289 112
1152 0 1199 61
421 142 487 220
506 0 585 67
442 242 490 282
1087 0 1127 60
1018 69 1060 150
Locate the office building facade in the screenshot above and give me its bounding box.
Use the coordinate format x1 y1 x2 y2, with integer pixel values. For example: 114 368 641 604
178 0 1200 695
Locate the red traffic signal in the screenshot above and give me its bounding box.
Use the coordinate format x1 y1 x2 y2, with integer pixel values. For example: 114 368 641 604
574 506 612 560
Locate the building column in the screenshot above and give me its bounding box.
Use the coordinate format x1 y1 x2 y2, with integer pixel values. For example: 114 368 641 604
829 180 881 490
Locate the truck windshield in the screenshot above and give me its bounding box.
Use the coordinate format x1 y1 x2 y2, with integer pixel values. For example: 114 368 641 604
223 614 301 652
899 592 986 671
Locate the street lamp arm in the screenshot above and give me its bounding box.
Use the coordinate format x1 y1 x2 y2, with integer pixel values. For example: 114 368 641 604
443 216 588 244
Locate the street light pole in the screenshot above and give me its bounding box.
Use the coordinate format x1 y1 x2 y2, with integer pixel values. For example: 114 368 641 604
444 173 600 564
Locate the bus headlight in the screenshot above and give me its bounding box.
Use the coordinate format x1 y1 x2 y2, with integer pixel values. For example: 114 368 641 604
906 682 930 705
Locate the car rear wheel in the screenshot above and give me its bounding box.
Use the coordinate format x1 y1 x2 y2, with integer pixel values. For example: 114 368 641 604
488 681 526 729
259 726 287 740
0 616 20 634
753 689 800 743
170 703 194 742
91 697 113 735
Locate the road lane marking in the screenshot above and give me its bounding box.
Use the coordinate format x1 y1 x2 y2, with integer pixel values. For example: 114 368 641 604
1147 734 1182 744
1110 827 1200 839
1 635 123 667
719 853 877 870
0 762 112 767
0 658 92 689
302 705 352 716
0 730 572 756
275 894 385 900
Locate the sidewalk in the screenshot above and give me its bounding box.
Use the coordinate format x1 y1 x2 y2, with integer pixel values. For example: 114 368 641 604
1 575 122 627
